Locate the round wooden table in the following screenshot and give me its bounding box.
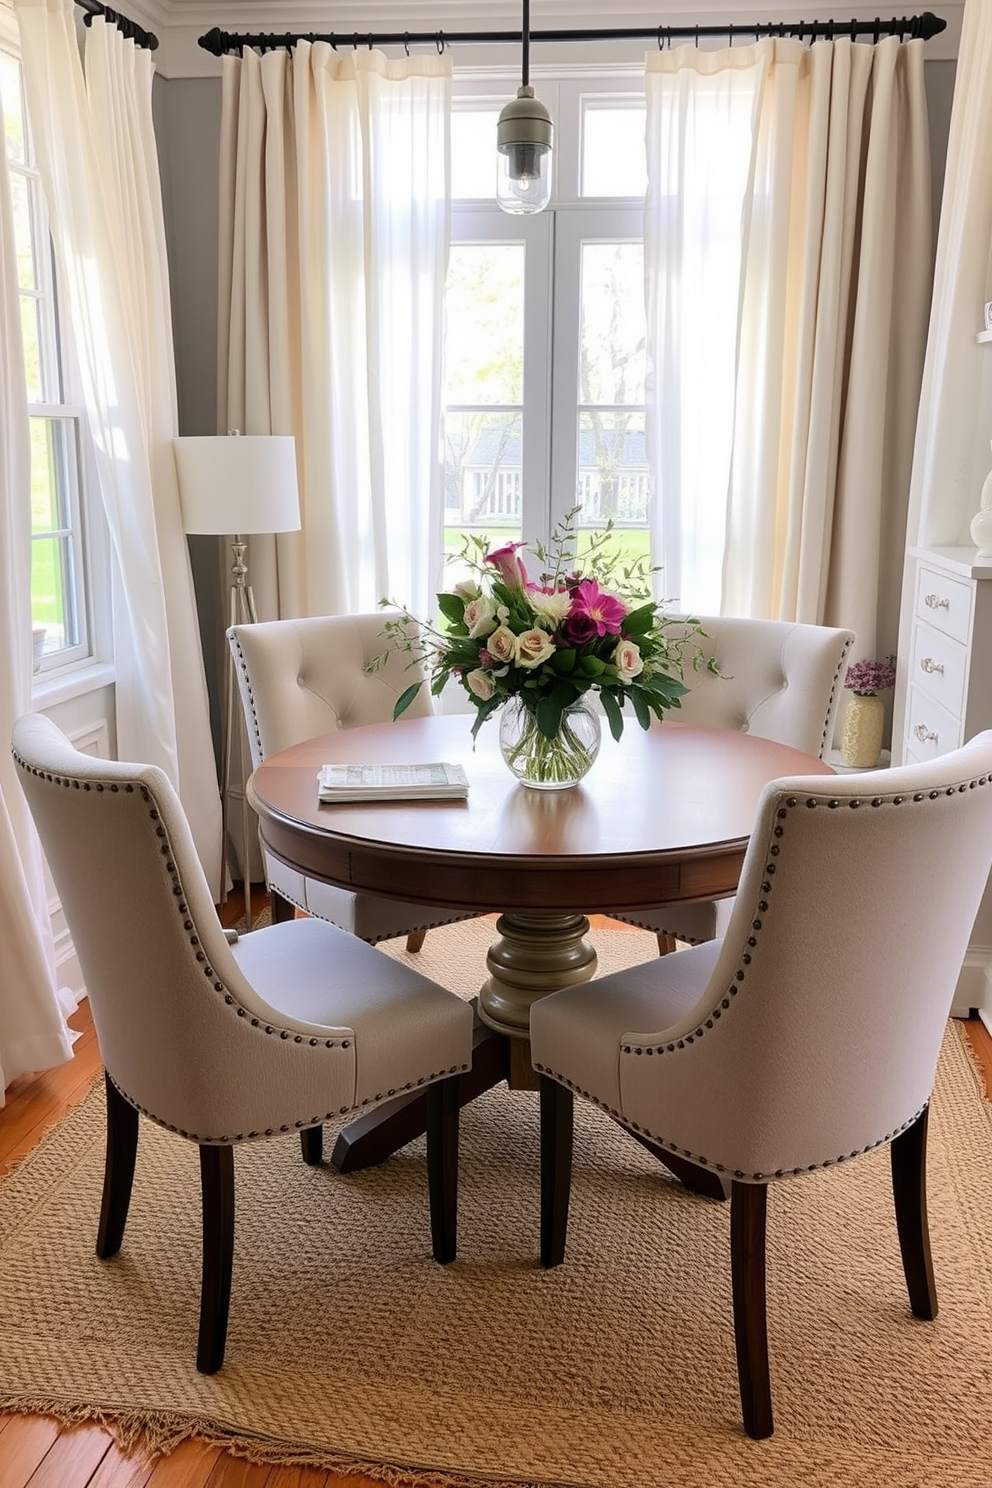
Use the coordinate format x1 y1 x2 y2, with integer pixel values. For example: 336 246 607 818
248 715 832 1173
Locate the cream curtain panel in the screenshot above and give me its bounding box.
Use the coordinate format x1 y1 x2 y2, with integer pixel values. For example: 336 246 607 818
645 36 931 659
905 0 992 549
14 0 223 897
0 88 75 1098
217 43 450 624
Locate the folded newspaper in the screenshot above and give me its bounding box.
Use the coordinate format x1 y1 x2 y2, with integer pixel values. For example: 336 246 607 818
317 761 469 803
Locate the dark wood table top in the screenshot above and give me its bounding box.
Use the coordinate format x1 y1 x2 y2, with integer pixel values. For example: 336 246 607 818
247 715 834 916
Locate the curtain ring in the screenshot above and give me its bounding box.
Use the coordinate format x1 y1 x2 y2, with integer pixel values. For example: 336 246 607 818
367 33 373 49
826 19 835 41
436 32 445 55
728 22 734 45
872 16 882 43
694 24 699 46
657 26 663 49
404 32 410 56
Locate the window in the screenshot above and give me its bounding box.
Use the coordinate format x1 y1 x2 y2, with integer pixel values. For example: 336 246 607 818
1 47 93 675
443 80 649 588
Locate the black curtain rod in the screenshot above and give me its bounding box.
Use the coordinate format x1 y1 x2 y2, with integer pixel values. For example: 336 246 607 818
199 12 945 58
75 0 158 51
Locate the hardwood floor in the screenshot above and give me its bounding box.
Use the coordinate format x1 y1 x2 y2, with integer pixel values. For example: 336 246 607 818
3 893 991 1487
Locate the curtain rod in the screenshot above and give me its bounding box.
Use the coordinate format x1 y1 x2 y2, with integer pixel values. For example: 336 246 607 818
198 12 946 58
75 0 158 51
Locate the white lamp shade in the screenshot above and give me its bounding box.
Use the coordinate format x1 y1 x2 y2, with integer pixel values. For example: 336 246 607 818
173 435 302 535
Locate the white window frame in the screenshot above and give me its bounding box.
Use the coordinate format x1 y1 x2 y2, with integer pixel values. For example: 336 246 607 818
0 18 111 695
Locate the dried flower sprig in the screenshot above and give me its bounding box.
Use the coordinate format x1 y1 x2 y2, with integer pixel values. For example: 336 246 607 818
844 655 896 696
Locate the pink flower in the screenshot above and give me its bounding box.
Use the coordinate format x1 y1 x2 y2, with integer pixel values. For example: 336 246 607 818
484 540 528 590
566 579 626 637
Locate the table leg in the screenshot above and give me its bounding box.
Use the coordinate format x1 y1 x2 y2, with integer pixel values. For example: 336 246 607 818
479 911 598 1090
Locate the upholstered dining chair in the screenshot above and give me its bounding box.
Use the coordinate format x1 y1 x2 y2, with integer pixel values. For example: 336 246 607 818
12 713 474 1374
531 732 992 1439
613 616 854 952
228 613 477 950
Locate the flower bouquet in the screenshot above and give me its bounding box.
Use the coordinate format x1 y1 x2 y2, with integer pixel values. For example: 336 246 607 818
843 655 896 696
374 508 715 787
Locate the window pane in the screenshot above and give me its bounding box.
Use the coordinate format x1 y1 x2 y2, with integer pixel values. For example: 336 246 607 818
582 105 647 197
576 411 648 527
579 242 645 404
445 244 523 404
451 109 500 199
0 54 25 165
31 535 77 652
443 410 521 586
21 296 42 401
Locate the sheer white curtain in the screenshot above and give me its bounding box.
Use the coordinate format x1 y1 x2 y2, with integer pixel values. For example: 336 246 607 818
0 91 75 1097
218 42 450 623
645 36 931 659
14 0 223 895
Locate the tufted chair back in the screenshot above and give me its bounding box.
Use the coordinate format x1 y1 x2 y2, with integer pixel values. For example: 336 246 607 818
229 612 432 772
615 615 854 950
532 731 992 1437
673 615 853 759
227 613 475 946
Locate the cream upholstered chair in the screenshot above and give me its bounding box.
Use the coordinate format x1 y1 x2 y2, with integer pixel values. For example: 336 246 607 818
12 714 474 1374
228 613 477 950
613 616 854 952
532 732 992 1439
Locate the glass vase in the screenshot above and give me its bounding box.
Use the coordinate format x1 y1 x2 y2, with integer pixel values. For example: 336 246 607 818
498 696 602 789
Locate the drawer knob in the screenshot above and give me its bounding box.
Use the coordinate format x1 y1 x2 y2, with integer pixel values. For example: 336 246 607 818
914 723 939 745
924 593 950 611
920 657 945 675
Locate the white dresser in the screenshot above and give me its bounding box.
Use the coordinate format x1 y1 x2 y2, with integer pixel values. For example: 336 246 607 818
900 546 992 1019
902 546 992 765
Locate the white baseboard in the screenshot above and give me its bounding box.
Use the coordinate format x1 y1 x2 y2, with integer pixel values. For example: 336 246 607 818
952 946 992 1020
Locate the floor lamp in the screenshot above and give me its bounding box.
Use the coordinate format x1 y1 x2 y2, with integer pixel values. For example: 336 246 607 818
173 434 301 926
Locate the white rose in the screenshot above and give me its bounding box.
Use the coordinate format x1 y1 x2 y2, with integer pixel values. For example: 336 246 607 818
466 668 496 701
516 629 557 668
614 638 644 684
453 579 481 600
463 595 499 639
487 625 517 665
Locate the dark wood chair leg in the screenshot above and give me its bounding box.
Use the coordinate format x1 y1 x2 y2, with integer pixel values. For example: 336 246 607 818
427 1076 459 1264
891 1103 937 1320
270 891 297 924
197 1144 235 1374
405 928 428 954
96 1073 139 1259
656 932 679 956
540 1076 574 1269
300 1126 323 1165
730 1180 774 1440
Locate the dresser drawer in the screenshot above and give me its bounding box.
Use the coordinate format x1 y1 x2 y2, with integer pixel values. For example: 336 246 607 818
914 564 974 644
904 684 963 761
909 621 967 718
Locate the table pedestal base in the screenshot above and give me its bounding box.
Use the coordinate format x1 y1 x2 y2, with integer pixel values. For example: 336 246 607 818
479 912 597 1090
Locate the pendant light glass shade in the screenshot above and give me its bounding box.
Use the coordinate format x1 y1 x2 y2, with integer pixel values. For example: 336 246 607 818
496 85 553 214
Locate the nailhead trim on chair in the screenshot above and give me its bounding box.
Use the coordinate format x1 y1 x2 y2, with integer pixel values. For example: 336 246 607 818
11 752 470 1145
227 631 266 766
536 767 992 1181
818 634 853 759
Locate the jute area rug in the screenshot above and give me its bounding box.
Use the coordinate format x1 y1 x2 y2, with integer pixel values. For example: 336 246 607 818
2 919 992 1488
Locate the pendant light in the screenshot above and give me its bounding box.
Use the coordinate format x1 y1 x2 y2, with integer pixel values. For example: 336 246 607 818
496 0 553 214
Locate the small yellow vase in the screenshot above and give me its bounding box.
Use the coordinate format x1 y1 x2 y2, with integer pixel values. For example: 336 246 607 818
840 693 884 768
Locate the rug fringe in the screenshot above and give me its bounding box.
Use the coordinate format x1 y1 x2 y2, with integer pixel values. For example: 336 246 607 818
0 1397 575 1488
